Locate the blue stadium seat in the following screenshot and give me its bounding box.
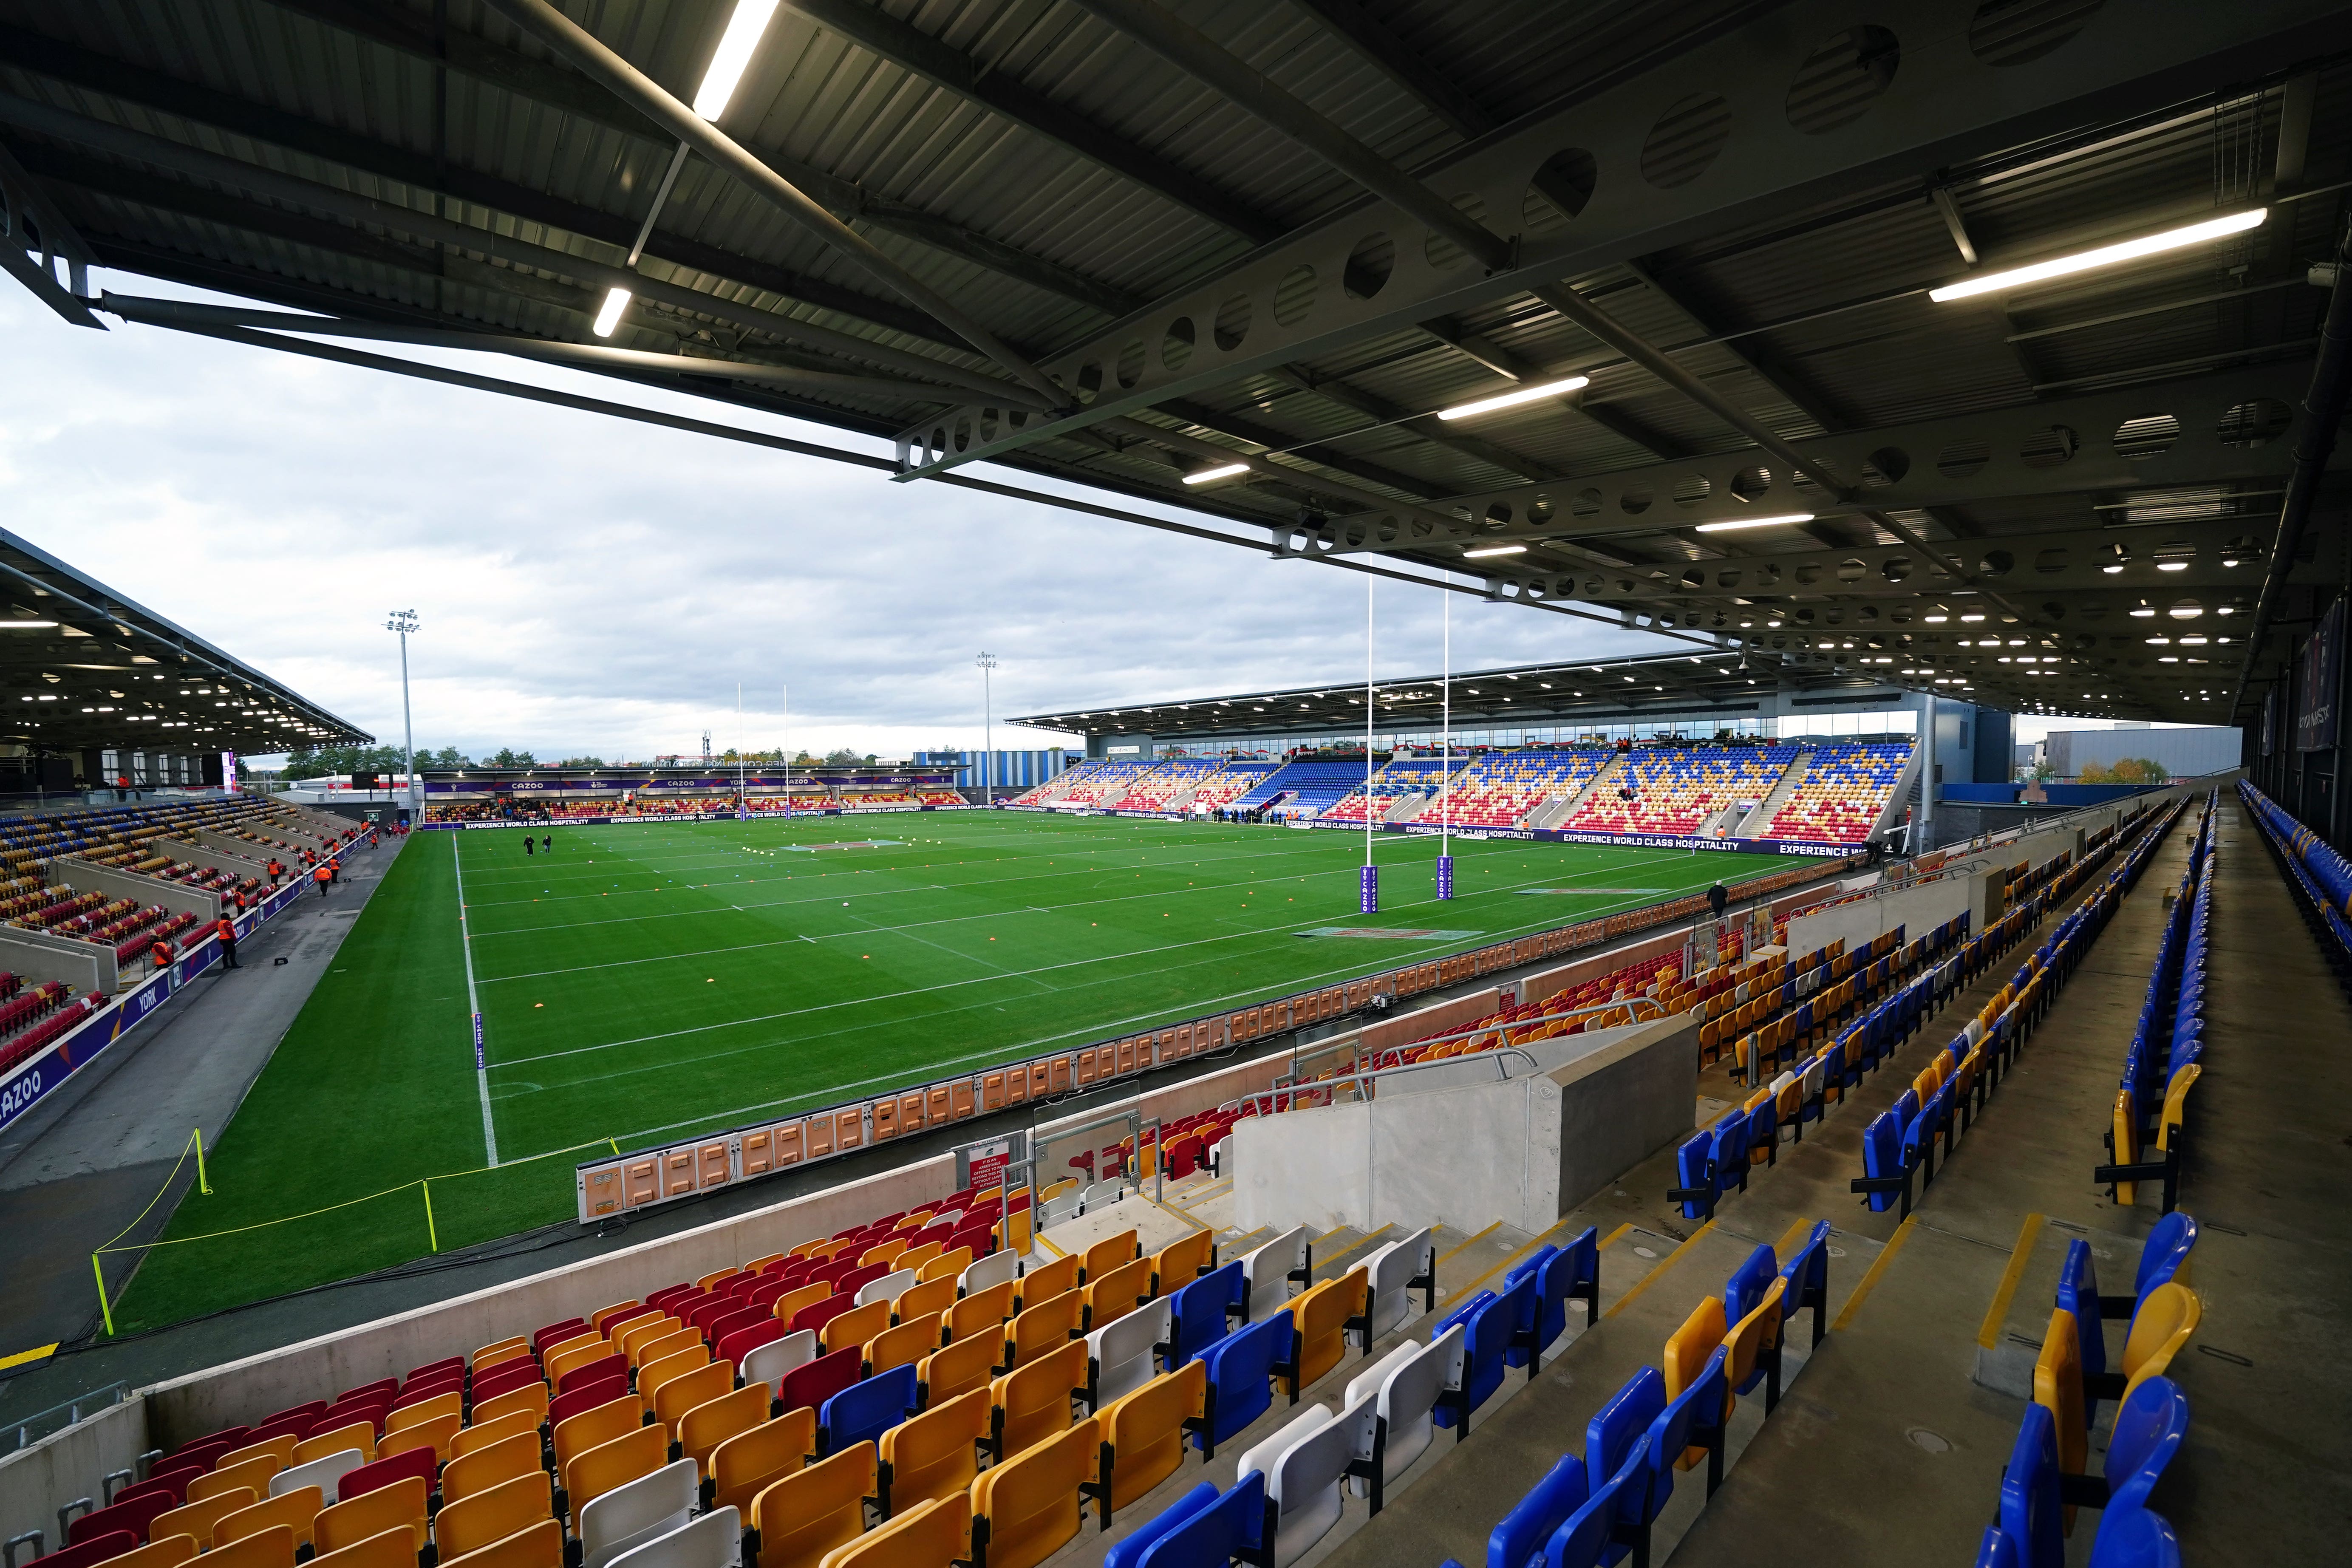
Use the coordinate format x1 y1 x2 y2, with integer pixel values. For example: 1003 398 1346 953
2086 1502 2182 1568
1998 1402 2064 1568
1582 1367 1663 1567
1432 1285 1516 1435
1777 1221 1832 1349
1507 1228 1599 1374
1166 1262 1246 1370
1486 1453 1585 1568
1193 1313 1292 1457
1103 1483 1217 1568
1130 1469 1266 1568
817 1363 917 1457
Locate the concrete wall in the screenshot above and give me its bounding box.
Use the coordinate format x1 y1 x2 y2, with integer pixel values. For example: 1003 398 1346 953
1789 875 1974 956
0 1396 150 1556
1229 1013 1698 1237
48 856 221 924
0 928 111 994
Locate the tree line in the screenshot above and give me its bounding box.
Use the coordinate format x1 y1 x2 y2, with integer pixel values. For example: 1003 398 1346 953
278 743 878 779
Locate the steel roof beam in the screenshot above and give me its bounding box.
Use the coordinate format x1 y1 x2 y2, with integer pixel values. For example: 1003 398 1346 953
253 0 1141 317
890 0 2352 480
777 0 1280 244
482 0 1064 407
0 97 1050 408
1319 362 2324 554
1281 0 1496 141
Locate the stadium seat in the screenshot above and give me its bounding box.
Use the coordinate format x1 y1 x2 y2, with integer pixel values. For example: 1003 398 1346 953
1087 1296 1171 1410
991 1339 1089 1463
1486 1450 1590 1568
709 1409 815 1514
1285 1267 1369 1394
917 1333 999 1408
1165 1262 1246 1368
1345 1323 1459 1507
1432 1285 1514 1434
439 1518 562 1568
434 1473 554 1560
1094 1360 1206 1526
315 1476 425 1561
1004 1290 1083 1368
577 1459 696 1568
1360 1228 1437 1342
335 1447 434 1507
746 1444 870 1568
877 1387 988 1516
204 1524 295 1568
1248 1392 1368 1566
653 1361 735 1440
149 1492 256 1552
1195 1314 1294 1458
818 1364 920 1457
443 1433 540 1505
68 1492 176 1545
307 1529 411 1568
190 1460 280 1507
565 1426 668 1529
970 1417 1098 1568
741 1329 817 1392
779 1346 863 1423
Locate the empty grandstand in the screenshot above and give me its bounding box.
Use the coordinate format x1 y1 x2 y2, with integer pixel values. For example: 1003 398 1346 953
1427 748 1613 830
1565 744 1802 839
1318 759 1460 824
1756 741 1920 845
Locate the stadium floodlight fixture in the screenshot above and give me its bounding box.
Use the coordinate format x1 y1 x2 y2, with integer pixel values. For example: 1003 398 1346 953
592 287 632 337
0 620 57 628
1182 462 1251 485
1435 376 1589 421
1462 543 1526 558
1695 513 1815 533
694 0 781 120
1929 209 2266 302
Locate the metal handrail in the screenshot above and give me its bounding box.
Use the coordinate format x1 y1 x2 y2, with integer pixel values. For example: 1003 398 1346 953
8 1384 128 1453
1229 1045 1546 1116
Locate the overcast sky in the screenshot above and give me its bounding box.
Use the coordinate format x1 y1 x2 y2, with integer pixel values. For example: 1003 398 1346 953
0 273 1709 765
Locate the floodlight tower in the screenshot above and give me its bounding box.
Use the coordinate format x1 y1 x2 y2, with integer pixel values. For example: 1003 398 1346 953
384 610 419 823
975 652 999 803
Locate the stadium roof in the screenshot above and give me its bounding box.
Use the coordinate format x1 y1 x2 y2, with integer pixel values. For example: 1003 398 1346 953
3 2 2349 727
1013 646 1929 742
0 528 370 753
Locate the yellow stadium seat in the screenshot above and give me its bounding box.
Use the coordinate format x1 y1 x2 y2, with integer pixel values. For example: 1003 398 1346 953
434 1471 554 1561
862 1239 909 1268
380 1413 461 1466
897 1243 944 1275
204 1523 295 1568
563 1425 667 1528
917 1335 999 1410
1096 1361 1204 1524
1082 1257 1152 1333
918 1249 972 1286
215 1487 321 1553
2119 1283 2200 1403
969 1417 1097 1568
438 1518 562 1568
1662 1296 1727 1471
589 1300 642 1333
990 1339 1088 1463
472 1381 549 1430
1003 1290 1082 1369
102 1539 197 1568
774 1284 832 1327
614 1317 680 1365
679 1382 771 1479
819 1299 892 1358
294 1422 378 1466
1081 1230 1139 1283
1018 1255 1077 1310
634 1328 704 1371
869 1313 944 1377
450 1409 539 1463
215 1437 297 1475
944 1281 1013 1345
750 1444 873 1568
442 1432 542 1505
653 1359 735 1440
710 1407 816 1514
880 1388 989 1515
896 1276 957 1326
151 1491 254 1552
189 1459 279 1505
2034 1308 2086 1533
1152 1230 1213 1291
314 1479 426 1559
1724 1277 1786 1414
552 1399 644 1495
386 1393 463 1437
308 1526 415 1568
1285 1266 1367 1394
820 1494 968 1568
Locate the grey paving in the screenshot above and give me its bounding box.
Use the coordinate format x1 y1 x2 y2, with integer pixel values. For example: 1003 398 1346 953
0 835 407 1356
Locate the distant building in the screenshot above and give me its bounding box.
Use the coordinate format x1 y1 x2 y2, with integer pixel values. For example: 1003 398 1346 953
2042 726 2242 780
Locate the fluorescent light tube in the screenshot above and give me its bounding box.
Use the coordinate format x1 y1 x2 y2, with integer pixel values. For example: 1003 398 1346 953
592 287 632 337
1462 543 1527 558
1182 462 1251 485
1693 512 1814 533
1436 376 1591 421
694 0 781 121
1929 209 2266 302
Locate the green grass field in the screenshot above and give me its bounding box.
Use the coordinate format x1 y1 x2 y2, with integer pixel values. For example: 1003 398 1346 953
114 812 1738 1328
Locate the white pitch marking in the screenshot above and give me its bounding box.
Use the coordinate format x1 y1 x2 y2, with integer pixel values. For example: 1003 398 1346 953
452 833 499 1166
